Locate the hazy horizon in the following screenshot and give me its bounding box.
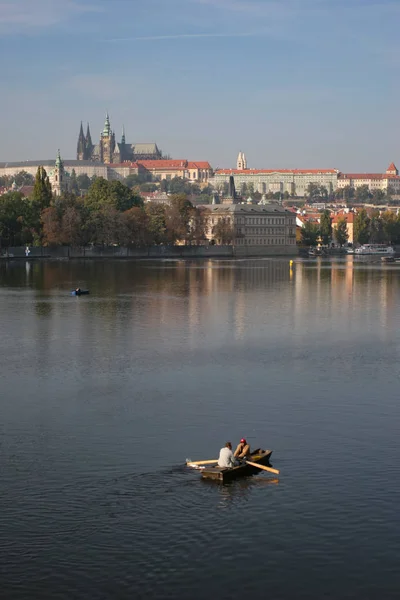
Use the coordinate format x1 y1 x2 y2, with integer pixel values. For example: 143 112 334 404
1 0 399 171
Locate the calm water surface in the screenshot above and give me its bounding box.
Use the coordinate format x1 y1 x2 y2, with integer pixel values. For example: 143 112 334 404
1 257 399 599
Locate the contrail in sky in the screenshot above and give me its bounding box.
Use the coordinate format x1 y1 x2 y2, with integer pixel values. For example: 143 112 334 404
108 31 267 41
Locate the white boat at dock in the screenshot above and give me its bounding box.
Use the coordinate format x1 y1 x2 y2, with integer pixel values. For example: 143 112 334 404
354 244 395 256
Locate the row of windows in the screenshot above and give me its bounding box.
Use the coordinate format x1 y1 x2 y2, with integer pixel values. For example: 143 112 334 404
236 238 287 245
236 217 287 225
238 227 286 235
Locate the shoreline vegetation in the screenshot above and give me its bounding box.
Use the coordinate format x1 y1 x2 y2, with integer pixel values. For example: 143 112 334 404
0 171 216 250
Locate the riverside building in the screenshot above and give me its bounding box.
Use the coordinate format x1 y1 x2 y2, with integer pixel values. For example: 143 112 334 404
205 203 297 255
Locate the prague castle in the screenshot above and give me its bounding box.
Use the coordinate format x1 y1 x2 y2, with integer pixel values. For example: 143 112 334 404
76 113 162 164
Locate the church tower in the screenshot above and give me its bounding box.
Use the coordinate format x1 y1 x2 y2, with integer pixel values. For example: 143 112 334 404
386 162 398 176
100 112 115 164
237 151 247 170
85 123 94 160
77 122 86 160
52 150 66 196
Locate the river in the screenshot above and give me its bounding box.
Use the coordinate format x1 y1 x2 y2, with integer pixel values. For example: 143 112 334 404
1 257 399 599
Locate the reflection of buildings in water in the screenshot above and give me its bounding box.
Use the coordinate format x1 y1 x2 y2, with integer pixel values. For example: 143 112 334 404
330 258 354 318
234 287 246 340
188 267 201 345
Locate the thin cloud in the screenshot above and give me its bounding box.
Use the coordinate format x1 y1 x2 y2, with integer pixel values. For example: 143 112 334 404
108 31 268 42
0 0 101 32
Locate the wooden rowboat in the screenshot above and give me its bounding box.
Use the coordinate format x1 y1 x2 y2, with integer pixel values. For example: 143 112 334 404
201 449 273 483
71 290 90 296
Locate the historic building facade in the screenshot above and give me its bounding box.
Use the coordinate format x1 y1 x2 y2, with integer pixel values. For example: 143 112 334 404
212 167 339 197
136 160 213 182
337 163 400 194
211 152 339 197
205 203 297 252
76 114 162 164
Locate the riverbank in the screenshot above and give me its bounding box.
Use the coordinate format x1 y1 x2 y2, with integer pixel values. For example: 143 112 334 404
0 244 297 260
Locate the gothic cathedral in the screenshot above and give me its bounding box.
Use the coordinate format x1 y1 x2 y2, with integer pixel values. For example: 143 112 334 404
76 113 162 164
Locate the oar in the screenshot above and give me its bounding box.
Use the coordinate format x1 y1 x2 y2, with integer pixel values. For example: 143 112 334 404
245 460 280 475
186 459 218 466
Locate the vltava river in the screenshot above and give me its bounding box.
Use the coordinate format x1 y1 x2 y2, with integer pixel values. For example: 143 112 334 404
1 257 399 599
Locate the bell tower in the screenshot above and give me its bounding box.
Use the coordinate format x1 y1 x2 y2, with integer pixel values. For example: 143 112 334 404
100 112 115 164
237 151 247 170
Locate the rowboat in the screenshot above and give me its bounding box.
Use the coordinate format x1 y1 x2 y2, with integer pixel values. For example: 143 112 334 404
71 290 90 296
201 449 273 483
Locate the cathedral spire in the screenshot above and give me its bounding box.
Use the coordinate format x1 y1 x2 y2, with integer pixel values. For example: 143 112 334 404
85 123 93 159
77 121 86 160
121 125 126 145
102 111 111 137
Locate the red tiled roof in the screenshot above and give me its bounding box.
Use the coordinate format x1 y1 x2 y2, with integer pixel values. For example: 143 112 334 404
387 162 397 171
187 161 212 170
339 173 400 180
216 169 338 175
138 160 188 169
332 212 354 224
108 162 140 168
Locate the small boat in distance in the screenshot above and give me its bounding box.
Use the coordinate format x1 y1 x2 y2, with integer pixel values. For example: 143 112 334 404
71 289 90 296
355 244 395 256
201 449 273 483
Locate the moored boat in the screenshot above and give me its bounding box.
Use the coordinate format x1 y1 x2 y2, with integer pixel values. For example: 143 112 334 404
201 449 273 483
71 290 90 296
355 244 394 256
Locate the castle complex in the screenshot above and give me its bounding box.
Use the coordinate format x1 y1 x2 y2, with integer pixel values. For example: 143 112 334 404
76 113 162 164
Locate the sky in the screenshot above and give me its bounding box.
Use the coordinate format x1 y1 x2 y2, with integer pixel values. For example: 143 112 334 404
1 0 399 170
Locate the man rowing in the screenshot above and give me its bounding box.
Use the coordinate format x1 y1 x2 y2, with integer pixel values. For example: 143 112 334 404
234 438 250 459
217 442 236 468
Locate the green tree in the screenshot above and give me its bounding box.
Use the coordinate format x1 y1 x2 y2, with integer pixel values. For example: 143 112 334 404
84 177 142 212
76 173 91 190
300 221 319 246
0 192 40 247
319 209 332 245
354 208 370 244
139 182 158 193
371 189 386 205
41 207 62 246
319 185 328 199
13 171 34 186
212 217 234 244
381 211 400 244
144 202 168 244
355 185 371 203
335 217 349 247
306 183 321 202
188 207 208 245
124 174 141 188
247 182 255 197
369 210 385 243
31 166 52 209
69 169 79 194
120 207 151 246
165 194 194 243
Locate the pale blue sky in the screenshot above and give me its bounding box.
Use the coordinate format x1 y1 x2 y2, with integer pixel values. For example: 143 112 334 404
1 0 399 170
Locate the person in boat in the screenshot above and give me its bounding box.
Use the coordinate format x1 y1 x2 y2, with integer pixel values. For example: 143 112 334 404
217 442 236 468
75 287 81 294
234 438 251 459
